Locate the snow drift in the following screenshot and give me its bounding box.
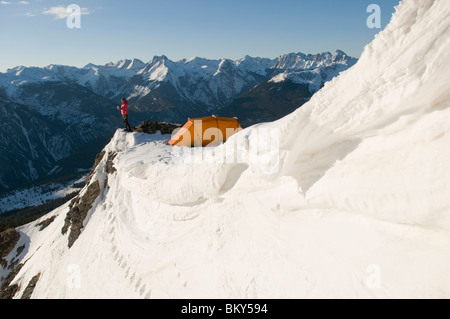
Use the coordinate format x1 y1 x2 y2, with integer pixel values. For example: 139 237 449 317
1 0 450 298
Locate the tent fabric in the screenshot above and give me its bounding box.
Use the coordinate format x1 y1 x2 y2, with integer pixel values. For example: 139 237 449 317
168 116 242 147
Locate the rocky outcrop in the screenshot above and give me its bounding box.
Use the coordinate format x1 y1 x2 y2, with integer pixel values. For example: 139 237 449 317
0 262 23 299
135 120 181 135
106 152 117 174
36 216 56 231
20 273 41 299
61 180 101 248
0 228 20 269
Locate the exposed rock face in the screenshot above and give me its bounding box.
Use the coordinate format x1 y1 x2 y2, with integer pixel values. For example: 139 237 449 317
61 180 101 248
135 120 181 135
0 262 23 299
59 144 122 249
0 228 20 269
36 216 56 231
21 273 41 299
105 152 118 174
1 241 26 299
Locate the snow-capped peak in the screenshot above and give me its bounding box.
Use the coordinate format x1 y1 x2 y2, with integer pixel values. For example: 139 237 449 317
150 55 169 64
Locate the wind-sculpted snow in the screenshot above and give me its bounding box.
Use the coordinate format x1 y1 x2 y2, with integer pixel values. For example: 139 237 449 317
1 0 450 299
272 0 450 230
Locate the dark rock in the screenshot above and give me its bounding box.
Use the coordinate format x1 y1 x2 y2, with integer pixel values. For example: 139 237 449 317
15 244 25 257
7 258 19 271
61 146 107 248
35 216 56 231
106 152 117 174
21 273 41 299
135 120 181 135
0 228 20 269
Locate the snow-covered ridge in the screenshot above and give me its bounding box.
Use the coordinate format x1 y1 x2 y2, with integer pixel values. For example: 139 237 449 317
2 0 450 299
1 50 355 79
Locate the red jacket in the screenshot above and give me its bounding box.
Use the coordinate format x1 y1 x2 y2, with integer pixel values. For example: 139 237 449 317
120 101 129 115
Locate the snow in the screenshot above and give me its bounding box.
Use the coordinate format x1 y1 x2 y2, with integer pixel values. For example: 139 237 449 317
0 176 86 213
148 63 170 82
2 0 450 299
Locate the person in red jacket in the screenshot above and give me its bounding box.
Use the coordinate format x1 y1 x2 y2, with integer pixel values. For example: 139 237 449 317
117 98 132 132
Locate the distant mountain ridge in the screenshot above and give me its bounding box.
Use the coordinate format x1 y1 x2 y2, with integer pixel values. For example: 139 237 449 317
0 51 357 122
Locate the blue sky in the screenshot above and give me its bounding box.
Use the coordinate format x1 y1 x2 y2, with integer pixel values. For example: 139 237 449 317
0 0 400 71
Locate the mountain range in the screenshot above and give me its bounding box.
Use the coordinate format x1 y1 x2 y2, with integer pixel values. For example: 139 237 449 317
0 51 356 195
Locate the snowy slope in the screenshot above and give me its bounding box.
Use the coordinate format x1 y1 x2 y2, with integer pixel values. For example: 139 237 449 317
1 0 450 299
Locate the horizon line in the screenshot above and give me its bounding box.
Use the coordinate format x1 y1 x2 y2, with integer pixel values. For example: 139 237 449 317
1 49 356 73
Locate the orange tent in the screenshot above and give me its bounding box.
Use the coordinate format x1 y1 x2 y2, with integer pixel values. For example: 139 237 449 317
168 116 242 147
